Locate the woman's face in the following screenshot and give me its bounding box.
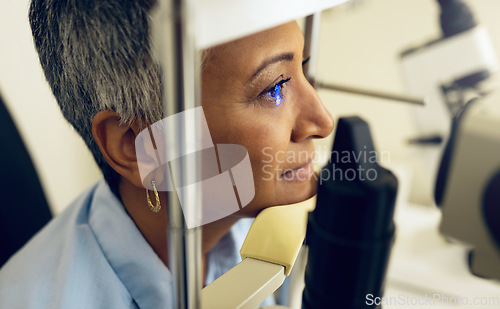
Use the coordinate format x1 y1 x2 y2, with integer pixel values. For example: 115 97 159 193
202 21 334 216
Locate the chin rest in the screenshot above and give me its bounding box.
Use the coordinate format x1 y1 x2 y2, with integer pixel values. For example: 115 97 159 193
201 196 315 309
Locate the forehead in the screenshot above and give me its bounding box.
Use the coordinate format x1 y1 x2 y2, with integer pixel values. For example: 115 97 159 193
204 22 304 78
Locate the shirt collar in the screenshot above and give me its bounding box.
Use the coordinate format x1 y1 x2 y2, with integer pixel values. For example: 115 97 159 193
88 182 174 309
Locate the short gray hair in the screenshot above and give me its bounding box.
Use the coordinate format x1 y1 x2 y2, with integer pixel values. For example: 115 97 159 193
29 0 164 196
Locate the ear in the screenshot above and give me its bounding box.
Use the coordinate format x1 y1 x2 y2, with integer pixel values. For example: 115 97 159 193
92 111 143 188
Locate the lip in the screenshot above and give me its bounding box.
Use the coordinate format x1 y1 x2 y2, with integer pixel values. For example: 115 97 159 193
280 160 314 182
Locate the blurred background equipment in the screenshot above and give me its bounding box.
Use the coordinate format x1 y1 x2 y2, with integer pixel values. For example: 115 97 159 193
400 0 498 205
435 91 500 281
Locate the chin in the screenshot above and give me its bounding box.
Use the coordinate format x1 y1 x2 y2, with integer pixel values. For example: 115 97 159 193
234 175 318 218
279 176 318 205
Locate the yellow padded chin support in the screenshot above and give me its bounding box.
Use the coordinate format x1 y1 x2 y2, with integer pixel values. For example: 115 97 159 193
240 195 316 276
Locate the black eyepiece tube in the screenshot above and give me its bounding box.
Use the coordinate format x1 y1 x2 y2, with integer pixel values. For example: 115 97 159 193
437 0 477 37
302 117 398 309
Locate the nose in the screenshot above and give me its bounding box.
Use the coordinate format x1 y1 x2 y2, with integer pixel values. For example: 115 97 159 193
291 77 334 143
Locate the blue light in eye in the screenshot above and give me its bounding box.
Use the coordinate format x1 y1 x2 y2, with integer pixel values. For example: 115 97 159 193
273 84 283 106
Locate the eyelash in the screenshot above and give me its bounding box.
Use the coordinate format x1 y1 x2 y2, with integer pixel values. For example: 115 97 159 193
263 78 291 107
257 57 311 107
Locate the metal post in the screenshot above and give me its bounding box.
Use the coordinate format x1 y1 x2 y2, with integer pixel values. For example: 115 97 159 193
316 81 427 105
152 0 202 308
303 13 321 85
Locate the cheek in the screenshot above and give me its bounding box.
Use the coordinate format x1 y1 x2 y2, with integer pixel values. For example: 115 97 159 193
240 117 291 168
243 121 291 201
207 105 291 154
213 112 291 180
202 98 294 203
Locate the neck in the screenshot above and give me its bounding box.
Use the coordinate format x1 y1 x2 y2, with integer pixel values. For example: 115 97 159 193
201 215 240 255
119 179 239 283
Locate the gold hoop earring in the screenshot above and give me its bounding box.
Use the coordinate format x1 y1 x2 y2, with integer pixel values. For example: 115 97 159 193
146 180 161 213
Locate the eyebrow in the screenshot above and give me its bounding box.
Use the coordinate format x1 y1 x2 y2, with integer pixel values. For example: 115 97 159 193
248 52 294 82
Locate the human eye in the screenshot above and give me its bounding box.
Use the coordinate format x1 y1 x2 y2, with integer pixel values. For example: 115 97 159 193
258 77 291 107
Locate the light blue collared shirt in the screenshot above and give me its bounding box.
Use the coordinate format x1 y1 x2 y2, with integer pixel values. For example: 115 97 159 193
0 180 269 308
